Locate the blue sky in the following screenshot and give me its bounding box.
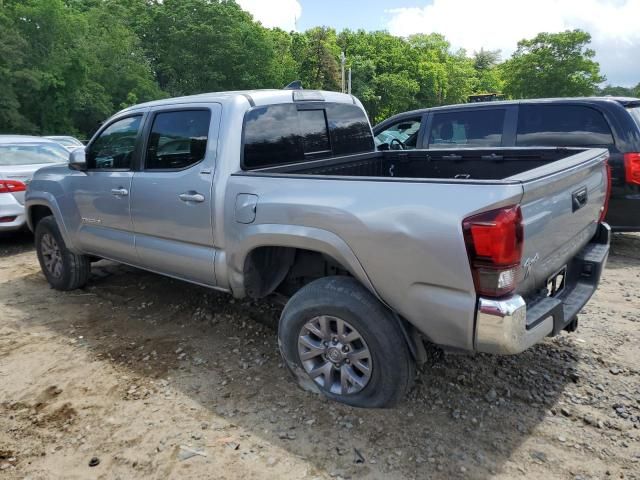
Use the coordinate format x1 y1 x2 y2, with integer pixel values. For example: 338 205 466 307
237 0 640 87
295 0 407 31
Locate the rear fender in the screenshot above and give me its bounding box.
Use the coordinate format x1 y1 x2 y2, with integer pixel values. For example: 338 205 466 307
225 224 379 301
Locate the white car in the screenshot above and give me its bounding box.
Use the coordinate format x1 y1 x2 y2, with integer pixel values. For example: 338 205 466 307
1 136 69 232
44 135 85 152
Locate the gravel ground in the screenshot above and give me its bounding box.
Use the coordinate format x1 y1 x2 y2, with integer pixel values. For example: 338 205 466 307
0 232 638 479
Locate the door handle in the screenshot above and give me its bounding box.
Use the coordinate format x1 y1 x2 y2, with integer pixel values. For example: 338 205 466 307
111 188 129 197
572 186 588 212
179 192 205 203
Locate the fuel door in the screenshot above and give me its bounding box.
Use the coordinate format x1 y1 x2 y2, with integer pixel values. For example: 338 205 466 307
235 193 258 224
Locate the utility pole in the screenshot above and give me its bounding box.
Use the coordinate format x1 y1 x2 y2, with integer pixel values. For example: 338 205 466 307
348 68 352 95
340 51 346 93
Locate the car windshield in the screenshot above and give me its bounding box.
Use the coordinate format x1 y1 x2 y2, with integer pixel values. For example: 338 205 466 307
375 122 421 146
627 106 640 129
375 130 409 146
0 143 70 166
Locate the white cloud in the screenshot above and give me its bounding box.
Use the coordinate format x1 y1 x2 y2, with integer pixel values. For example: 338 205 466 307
387 0 640 86
236 0 302 31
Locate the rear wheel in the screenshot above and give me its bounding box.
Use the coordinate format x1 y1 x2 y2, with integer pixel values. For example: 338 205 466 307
35 216 91 291
278 276 414 408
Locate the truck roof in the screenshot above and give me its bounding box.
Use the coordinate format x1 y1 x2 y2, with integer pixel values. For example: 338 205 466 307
120 89 358 114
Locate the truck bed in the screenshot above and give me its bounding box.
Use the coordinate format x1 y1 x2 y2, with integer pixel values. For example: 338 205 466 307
233 145 608 350
254 147 587 181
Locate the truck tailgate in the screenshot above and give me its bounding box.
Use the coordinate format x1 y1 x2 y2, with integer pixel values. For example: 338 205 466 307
510 148 609 296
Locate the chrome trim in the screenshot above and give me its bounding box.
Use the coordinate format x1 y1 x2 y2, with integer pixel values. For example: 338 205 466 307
475 295 553 355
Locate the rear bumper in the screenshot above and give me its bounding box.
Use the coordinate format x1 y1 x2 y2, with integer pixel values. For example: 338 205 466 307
475 223 610 355
0 194 26 232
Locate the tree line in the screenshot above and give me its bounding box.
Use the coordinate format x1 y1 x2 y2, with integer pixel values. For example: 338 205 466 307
1 0 638 137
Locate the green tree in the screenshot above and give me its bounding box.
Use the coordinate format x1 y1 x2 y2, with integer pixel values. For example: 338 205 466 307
374 72 419 121
597 84 639 97
266 28 300 87
1 0 162 136
501 29 605 99
141 0 281 95
293 27 341 90
472 48 504 94
0 9 37 132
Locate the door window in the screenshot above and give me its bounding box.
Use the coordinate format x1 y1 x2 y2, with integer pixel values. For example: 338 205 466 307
375 118 421 149
428 109 505 148
87 115 142 170
145 110 212 170
516 105 614 147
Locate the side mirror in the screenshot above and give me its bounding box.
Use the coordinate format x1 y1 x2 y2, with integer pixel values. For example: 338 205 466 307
377 142 390 151
68 148 87 171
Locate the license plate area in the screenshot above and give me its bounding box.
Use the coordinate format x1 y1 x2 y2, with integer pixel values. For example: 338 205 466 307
546 266 567 297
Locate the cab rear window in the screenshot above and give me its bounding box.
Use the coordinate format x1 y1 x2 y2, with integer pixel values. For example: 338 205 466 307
242 103 373 170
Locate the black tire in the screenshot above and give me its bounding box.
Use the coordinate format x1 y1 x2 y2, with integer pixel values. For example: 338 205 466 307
278 276 415 408
35 216 91 291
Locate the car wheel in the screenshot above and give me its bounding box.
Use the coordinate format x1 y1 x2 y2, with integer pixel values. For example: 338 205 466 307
278 276 415 408
35 216 91 291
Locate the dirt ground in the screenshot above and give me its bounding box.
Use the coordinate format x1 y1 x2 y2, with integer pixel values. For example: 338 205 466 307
0 231 638 480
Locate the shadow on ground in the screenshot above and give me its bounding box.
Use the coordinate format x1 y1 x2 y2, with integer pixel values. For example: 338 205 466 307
0 253 590 478
0 229 33 258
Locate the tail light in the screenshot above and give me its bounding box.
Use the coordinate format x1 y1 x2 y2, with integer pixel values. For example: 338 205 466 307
624 153 640 186
0 180 26 194
600 159 612 222
463 205 523 298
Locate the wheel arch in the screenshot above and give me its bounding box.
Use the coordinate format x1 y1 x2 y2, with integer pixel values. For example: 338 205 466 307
26 196 76 251
226 224 380 301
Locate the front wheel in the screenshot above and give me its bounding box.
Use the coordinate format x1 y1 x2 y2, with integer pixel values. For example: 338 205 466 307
278 276 415 408
35 216 91 291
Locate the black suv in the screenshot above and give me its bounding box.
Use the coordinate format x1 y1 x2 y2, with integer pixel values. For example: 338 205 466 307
374 97 640 231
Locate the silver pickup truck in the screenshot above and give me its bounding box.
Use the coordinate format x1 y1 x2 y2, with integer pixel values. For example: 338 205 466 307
26 89 611 407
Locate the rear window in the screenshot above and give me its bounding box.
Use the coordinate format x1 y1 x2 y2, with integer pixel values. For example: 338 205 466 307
517 105 614 147
242 102 373 169
627 106 640 129
0 143 69 166
325 103 374 155
428 109 505 148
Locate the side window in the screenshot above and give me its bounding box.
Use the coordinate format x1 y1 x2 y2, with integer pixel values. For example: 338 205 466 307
429 109 505 148
87 115 142 170
375 118 421 149
145 110 211 170
516 105 614 147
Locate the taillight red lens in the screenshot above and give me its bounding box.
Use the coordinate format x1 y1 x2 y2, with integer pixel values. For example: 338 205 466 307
0 180 26 194
463 205 524 298
624 152 640 186
600 159 612 222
